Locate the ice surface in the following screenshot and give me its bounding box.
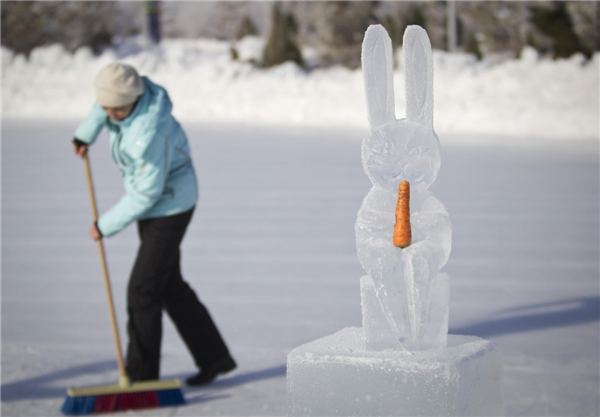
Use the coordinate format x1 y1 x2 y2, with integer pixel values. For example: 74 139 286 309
401 241 446 350
361 25 440 192
287 327 504 416
360 276 400 351
361 273 449 351
355 187 451 272
3 122 599 416
403 26 434 128
362 122 441 192
420 272 450 350
357 25 451 350
355 186 451 350
333 26 499 416
361 23 395 131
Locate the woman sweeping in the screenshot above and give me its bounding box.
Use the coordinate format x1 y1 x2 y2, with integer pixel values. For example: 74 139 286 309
72 63 236 386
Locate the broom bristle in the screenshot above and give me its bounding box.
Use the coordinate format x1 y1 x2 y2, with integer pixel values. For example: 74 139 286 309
61 388 185 415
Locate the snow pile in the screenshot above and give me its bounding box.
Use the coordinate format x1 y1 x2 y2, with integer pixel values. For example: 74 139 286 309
2 37 598 140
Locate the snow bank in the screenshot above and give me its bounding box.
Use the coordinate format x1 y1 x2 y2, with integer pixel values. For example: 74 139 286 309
2 37 598 140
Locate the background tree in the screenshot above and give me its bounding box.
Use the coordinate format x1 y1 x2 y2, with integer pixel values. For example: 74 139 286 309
381 3 427 59
236 16 258 41
529 1 592 59
1 1 136 55
304 1 378 69
262 3 303 68
464 31 483 60
2 1 597 65
398 3 427 44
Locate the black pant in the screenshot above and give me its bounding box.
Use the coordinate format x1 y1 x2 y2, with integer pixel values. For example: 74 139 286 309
125 207 231 381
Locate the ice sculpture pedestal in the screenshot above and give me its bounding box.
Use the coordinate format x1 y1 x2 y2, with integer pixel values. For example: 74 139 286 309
287 327 504 417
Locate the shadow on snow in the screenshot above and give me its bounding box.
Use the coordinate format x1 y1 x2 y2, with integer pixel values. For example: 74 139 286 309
1 360 117 402
6 297 594 402
1 360 285 403
450 296 600 339
166 364 287 391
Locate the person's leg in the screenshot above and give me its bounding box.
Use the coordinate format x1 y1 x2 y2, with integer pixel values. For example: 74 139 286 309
125 211 190 381
162 252 233 370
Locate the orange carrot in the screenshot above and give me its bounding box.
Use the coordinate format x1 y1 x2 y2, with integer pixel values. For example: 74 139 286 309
393 181 411 248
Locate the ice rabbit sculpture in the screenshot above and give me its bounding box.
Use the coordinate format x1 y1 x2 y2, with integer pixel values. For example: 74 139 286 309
286 25 504 417
356 24 452 351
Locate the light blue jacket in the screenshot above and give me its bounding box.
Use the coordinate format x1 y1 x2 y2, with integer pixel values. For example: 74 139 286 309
74 77 198 237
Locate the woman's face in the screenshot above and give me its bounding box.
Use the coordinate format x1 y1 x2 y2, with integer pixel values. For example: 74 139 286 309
103 103 135 122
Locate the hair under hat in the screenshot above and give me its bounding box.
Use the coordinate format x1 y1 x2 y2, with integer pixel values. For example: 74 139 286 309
94 63 144 108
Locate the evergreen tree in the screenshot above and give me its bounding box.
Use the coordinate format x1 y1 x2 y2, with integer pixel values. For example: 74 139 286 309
398 3 427 45
380 14 403 68
310 1 378 68
382 14 401 50
1 1 136 56
230 45 239 61
529 1 591 59
464 31 483 61
262 3 303 68
236 16 258 41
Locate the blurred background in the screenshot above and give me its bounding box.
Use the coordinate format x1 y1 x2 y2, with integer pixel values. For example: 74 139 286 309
2 2 599 417
2 1 598 139
2 1 598 60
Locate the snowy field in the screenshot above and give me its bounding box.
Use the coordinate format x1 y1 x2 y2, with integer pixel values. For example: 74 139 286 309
2 121 599 416
2 37 598 141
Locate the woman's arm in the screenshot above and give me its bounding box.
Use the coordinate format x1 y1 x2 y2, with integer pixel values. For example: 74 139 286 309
97 120 169 237
73 102 107 145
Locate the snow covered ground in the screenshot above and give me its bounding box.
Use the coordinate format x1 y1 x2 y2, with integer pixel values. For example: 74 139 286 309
2 37 599 141
2 121 598 416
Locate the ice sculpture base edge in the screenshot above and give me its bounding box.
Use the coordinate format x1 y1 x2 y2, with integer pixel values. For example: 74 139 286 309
287 327 504 417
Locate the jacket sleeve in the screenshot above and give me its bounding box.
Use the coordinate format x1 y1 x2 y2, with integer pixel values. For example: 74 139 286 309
73 103 107 144
96 119 169 237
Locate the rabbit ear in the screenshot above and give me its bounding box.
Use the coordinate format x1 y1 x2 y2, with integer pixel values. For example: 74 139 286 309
362 24 396 130
403 25 434 128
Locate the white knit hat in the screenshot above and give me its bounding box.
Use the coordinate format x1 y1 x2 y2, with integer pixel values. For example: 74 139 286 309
94 63 144 108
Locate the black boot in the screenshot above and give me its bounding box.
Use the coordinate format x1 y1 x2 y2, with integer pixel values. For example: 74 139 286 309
186 356 237 387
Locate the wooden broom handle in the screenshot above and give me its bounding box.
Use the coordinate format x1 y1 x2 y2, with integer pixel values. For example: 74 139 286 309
83 152 127 380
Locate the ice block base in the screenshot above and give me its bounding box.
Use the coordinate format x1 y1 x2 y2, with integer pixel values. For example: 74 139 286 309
287 327 503 416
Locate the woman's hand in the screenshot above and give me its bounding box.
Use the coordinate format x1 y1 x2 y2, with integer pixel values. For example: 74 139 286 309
73 139 88 158
90 223 102 241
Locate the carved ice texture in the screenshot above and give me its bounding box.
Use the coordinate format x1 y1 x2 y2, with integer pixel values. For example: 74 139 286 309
357 25 451 351
287 328 504 417
360 275 400 351
286 25 504 417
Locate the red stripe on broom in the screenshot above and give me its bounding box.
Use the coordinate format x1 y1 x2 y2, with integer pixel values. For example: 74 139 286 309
94 395 118 413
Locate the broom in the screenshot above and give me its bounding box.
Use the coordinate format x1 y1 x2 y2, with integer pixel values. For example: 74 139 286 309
61 152 185 415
